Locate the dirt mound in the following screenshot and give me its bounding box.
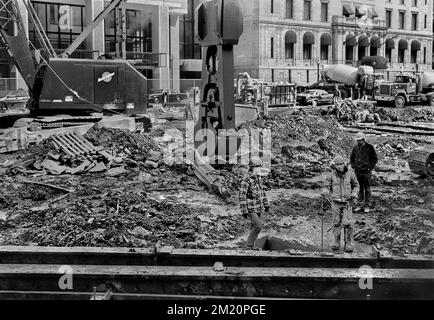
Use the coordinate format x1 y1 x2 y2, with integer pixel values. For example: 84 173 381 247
239 112 354 187
376 107 434 122
85 127 161 157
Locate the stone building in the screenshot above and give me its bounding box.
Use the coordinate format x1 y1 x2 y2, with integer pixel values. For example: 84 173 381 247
234 0 434 85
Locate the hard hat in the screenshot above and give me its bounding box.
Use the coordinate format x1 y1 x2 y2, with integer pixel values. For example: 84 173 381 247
249 156 263 167
355 132 366 141
333 156 346 165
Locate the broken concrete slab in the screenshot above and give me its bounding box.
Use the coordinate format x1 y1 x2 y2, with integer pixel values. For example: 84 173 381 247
70 160 91 175
128 226 151 239
89 162 107 173
95 115 136 132
41 159 67 175
144 160 159 169
106 167 128 177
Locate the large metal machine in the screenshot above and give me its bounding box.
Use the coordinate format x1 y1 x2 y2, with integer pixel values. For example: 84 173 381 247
313 64 383 100
0 0 147 116
235 72 296 110
375 71 434 108
193 0 243 163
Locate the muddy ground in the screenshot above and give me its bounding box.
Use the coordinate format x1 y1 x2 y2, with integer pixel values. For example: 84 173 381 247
0 108 433 257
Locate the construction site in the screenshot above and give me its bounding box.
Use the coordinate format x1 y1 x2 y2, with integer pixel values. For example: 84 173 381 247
0 0 433 301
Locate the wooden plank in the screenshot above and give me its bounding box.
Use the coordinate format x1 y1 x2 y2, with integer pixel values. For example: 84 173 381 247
59 133 86 155
67 133 94 153
54 134 82 156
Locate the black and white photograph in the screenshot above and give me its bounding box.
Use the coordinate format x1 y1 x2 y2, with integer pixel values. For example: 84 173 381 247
0 0 433 308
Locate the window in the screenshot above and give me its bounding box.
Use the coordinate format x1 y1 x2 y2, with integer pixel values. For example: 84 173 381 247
411 50 417 63
423 47 427 64
285 43 294 59
29 2 85 54
424 15 427 29
271 37 274 58
412 0 418 6
400 0 405 4
303 44 312 59
303 1 311 21
399 11 405 29
386 10 392 28
321 45 328 60
286 0 293 19
386 48 392 62
321 2 328 22
398 49 405 63
271 0 274 14
179 0 201 60
411 13 418 30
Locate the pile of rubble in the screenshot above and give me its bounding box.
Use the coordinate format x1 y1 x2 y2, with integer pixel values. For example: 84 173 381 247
326 99 434 124
3 127 167 177
377 107 434 123
325 99 381 124
240 112 354 187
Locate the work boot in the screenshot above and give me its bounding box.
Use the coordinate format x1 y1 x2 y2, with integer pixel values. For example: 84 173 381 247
344 228 354 253
332 227 341 251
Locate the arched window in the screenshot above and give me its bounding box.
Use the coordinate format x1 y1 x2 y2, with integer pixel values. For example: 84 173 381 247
370 36 381 56
285 31 297 59
411 40 421 63
320 33 331 61
398 39 408 63
385 38 395 63
303 31 314 60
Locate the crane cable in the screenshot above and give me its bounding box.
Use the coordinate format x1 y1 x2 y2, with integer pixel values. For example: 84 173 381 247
27 39 124 115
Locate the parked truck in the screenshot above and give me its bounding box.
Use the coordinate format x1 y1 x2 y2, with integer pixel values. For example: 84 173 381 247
312 64 384 100
374 72 434 108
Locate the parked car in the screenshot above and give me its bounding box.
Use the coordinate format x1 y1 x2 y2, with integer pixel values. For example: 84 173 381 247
296 89 334 106
0 89 29 112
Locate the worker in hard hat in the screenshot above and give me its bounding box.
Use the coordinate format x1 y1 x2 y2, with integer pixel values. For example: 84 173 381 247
239 157 270 250
333 85 342 105
350 133 378 213
321 156 359 252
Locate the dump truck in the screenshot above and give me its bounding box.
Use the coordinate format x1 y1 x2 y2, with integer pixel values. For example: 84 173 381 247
374 72 434 108
312 64 384 100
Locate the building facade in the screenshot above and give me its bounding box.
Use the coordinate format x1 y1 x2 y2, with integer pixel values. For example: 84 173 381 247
234 0 434 85
0 0 187 92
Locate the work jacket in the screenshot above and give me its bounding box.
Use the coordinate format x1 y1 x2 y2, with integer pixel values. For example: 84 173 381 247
350 143 378 173
239 173 269 216
324 167 359 203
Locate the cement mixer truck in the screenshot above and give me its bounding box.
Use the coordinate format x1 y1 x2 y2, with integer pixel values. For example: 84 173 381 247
312 64 384 100
374 71 434 108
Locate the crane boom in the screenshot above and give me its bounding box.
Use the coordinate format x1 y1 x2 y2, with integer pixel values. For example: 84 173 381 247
0 0 36 89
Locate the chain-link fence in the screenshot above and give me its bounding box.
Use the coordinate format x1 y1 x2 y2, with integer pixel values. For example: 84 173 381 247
0 78 28 97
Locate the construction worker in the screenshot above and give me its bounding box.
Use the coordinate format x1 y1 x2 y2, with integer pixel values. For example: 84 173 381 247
322 156 359 252
350 133 378 213
333 85 342 105
239 157 270 250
